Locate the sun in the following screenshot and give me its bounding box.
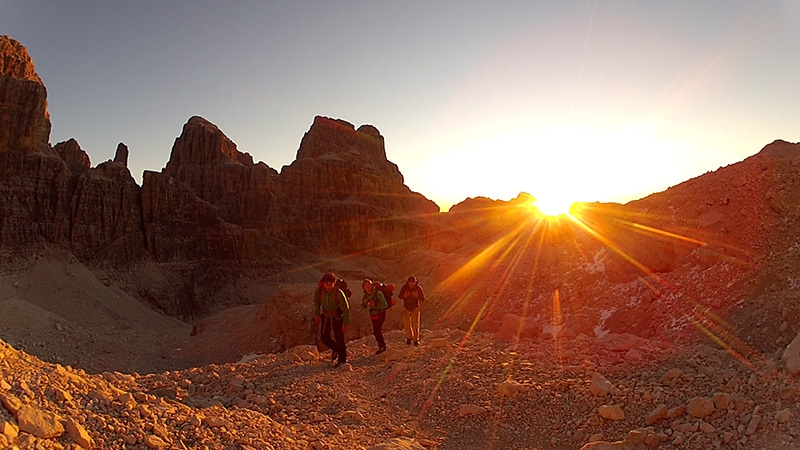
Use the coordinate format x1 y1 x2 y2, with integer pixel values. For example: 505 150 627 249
528 195 575 217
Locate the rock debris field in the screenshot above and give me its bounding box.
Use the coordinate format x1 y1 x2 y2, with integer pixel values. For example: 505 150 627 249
2 325 800 450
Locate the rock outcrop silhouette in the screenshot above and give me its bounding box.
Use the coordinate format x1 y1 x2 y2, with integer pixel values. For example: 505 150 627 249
269 115 440 256
0 35 443 319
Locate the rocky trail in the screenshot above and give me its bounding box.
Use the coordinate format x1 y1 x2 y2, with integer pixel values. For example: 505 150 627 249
2 323 800 449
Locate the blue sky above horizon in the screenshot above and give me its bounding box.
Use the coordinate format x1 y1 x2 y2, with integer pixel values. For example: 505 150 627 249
2 1 799 212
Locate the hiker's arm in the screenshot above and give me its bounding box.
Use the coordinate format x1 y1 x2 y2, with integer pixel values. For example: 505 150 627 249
376 291 388 310
417 285 426 302
361 292 370 308
313 291 321 315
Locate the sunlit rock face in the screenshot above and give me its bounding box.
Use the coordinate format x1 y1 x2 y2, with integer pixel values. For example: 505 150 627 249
269 116 439 256
0 36 70 248
0 36 51 154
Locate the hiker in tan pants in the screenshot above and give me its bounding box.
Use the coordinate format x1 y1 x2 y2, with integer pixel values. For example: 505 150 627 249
398 275 425 346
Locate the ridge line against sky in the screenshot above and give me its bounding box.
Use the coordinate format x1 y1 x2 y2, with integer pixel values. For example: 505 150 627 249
2 1 799 211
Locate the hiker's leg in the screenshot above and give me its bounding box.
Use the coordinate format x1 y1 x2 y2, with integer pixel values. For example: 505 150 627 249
333 319 347 364
372 311 386 349
403 308 413 340
320 316 336 351
411 307 421 341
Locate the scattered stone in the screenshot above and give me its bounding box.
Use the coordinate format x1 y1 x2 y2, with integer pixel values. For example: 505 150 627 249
686 397 715 418
497 380 526 397
782 332 800 375
645 403 668 425
458 404 487 417
598 405 625 421
16 405 64 438
66 417 94 448
144 434 169 449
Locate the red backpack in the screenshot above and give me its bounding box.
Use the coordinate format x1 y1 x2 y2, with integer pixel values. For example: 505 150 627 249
373 281 396 309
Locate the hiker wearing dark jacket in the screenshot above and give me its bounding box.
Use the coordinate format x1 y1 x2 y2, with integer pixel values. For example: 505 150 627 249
361 278 388 354
399 275 425 346
314 272 350 367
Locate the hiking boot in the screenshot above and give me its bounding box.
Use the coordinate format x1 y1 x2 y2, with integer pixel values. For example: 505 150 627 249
406 338 412 345
330 350 337 362
414 340 420 347
375 347 386 355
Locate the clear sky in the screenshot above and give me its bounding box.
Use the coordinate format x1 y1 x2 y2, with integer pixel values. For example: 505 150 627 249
2 1 798 212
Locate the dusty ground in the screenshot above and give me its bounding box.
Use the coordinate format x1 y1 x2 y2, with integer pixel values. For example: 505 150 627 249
1 251 800 449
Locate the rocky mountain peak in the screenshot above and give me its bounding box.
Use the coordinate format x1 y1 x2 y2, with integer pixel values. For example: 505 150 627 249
53 138 90 176
755 139 800 159
0 35 42 83
296 115 387 161
113 142 129 166
163 115 254 176
0 35 51 153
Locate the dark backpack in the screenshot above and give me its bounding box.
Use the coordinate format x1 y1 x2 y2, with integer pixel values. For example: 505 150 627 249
373 281 396 309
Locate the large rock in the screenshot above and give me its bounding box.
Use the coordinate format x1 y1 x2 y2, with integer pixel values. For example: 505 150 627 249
54 138 91 177
0 148 71 248
69 145 146 265
0 36 71 249
141 169 240 262
0 36 51 154
269 116 439 256
163 116 278 229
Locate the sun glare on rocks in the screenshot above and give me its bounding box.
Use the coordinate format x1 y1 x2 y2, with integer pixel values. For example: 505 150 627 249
529 196 575 218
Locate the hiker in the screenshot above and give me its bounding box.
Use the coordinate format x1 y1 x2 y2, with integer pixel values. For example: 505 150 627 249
361 278 388 354
399 275 425 346
314 272 350 367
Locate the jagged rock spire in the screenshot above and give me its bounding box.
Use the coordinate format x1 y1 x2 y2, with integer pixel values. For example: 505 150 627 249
0 35 51 153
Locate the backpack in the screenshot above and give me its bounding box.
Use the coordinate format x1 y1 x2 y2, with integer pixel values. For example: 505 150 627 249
373 281 396 309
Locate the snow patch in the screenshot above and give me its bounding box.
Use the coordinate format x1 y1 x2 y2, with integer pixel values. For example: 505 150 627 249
593 307 616 337
238 353 262 363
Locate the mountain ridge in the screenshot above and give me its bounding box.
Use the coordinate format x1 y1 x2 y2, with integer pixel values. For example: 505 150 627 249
2 34 800 449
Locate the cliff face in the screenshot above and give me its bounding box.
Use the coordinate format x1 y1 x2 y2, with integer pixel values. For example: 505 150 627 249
162 116 279 230
69 145 146 265
0 37 444 320
0 37 68 249
270 116 440 256
0 36 51 154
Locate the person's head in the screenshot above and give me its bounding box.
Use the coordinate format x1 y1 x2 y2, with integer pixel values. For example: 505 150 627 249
362 278 373 293
406 275 417 286
321 272 337 292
